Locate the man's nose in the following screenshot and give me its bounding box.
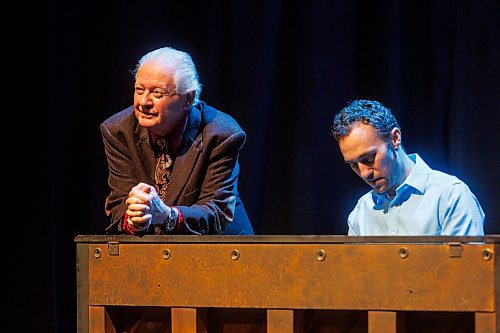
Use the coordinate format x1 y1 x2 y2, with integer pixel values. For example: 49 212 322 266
359 164 373 179
140 92 153 105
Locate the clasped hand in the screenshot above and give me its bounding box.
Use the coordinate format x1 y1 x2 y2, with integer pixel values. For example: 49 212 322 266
125 182 171 231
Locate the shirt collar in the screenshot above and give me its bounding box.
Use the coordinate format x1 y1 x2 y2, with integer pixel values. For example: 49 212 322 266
402 153 430 195
150 111 189 154
371 153 430 204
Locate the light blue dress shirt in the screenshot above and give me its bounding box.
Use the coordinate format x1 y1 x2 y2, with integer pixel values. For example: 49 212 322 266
347 154 485 236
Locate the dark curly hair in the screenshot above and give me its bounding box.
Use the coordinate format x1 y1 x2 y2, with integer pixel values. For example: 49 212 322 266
331 99 400 142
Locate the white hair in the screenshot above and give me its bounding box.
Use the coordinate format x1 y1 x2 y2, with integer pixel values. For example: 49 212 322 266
134 46 202 104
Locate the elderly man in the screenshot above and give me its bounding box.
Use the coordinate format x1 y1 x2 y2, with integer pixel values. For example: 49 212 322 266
100 46 254 235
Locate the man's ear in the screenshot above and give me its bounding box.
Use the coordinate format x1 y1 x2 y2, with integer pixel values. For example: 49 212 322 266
184 92 195 110
390 127 402 150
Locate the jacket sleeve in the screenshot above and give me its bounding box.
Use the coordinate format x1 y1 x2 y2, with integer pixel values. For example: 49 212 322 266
100 122 138 234
176 130 246 235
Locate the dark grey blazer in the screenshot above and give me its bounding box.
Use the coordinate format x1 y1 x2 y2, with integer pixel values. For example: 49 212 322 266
100 101 254 235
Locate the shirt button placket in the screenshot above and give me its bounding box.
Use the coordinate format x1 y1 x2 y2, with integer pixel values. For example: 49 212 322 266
388 205 398 235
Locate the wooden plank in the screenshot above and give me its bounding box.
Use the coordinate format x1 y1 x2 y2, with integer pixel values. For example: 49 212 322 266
88 306 116 333
368 311 396 333
74 235 498 244
171 307 206 333
475 312 496 333
76 244 89 333
267 309 303 333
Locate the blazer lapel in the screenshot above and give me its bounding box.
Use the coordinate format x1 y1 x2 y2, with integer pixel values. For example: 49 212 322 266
135 124 156 185
164 106 203 205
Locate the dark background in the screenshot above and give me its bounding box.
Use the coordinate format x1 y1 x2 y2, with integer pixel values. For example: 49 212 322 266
39 0 500 331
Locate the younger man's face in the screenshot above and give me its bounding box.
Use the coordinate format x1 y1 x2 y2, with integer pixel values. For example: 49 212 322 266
339 122 401 197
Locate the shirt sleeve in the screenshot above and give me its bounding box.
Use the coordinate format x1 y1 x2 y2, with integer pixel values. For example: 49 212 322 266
440 182 485 236
347 204 361 236
173 207 185 233
122 208 185 235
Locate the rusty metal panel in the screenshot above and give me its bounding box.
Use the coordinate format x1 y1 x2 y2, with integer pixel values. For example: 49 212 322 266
86 242 496 312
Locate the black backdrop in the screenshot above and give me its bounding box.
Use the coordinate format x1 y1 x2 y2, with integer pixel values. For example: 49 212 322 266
42 0 500 331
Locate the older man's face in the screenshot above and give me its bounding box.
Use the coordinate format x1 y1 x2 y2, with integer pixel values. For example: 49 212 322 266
133 61 187 136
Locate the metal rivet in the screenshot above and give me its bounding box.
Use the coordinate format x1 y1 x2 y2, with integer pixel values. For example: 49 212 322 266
94 248 102 258
399 247 409 259
448 242 462 258
317 249 326 261
483 249 493 261
162 249 171 260
108 241 119 256
231 249 240 260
